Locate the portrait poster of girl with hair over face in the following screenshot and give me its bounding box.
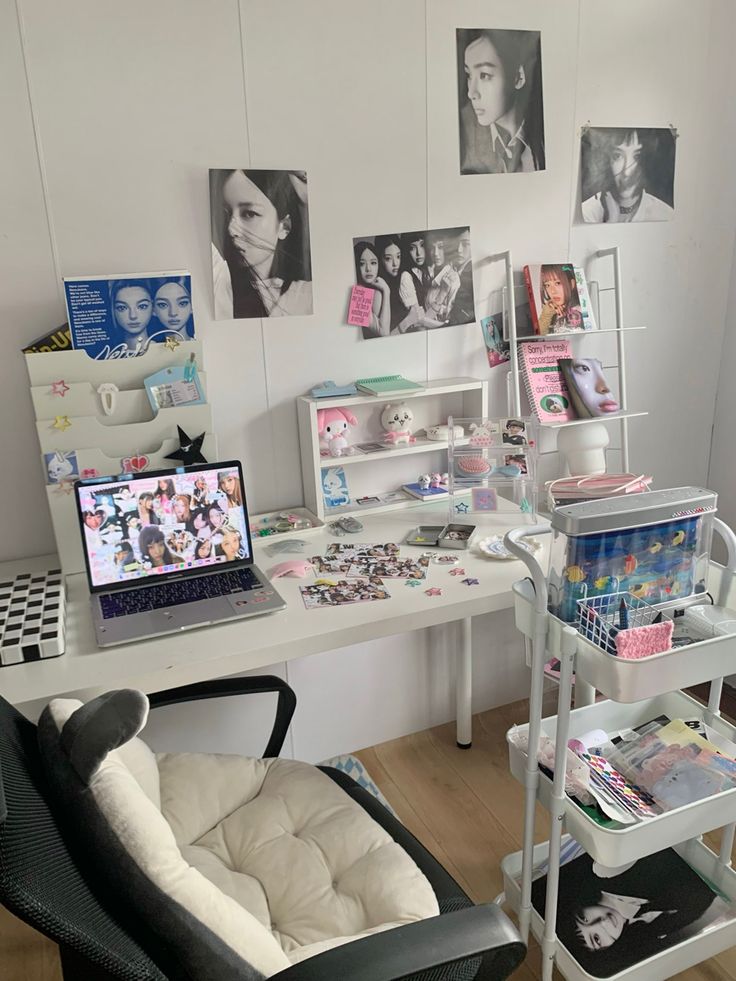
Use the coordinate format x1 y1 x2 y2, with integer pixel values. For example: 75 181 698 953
456 28 545 176
209 169 313 319
581 127 676 223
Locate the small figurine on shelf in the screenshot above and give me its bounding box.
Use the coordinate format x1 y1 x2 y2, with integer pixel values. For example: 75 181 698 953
418 474 432 491
317 406 359 458
430 472 443 489
381 402 415 446
440 472 449 487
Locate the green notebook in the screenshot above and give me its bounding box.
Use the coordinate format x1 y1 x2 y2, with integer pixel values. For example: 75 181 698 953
355 375 424 396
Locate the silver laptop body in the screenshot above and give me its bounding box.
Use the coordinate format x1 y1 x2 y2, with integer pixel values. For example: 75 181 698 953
74 460 285 647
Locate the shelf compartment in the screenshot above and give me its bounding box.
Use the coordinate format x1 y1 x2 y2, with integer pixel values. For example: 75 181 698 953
301 377 484 411
319 436 471 468
507 690 736 868
501 836 736 981
512 569 736 703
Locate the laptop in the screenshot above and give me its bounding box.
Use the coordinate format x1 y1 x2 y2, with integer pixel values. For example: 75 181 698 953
74 460 286 647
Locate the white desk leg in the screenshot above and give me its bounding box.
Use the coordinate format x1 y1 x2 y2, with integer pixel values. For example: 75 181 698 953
456 617 472 748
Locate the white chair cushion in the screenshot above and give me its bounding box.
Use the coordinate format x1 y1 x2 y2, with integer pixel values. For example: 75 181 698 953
158 751 439 961
46 697 439 975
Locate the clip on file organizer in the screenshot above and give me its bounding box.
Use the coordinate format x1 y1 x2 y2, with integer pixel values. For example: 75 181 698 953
26 341 218 573
497 487 736 981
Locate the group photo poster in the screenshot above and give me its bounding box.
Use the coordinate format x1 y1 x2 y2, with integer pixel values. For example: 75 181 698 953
581 127 676 223
64 272 195 360
352 227 475 340
456 28 545 176
209 168 313 320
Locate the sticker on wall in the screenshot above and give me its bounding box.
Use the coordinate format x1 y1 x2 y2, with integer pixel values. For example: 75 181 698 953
63 272 195 360
209 169 313 319
580 127 676 223
353 228 475 339
456 29 545 176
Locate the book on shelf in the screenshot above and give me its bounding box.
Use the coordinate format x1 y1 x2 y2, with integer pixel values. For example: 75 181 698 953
355 375 424 396
531 846 735 978
518 339 577 423
559 357 620 418
401 482 449 501
523 263 593 335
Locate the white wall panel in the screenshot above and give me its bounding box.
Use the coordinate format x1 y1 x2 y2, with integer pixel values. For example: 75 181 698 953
0 0 63 560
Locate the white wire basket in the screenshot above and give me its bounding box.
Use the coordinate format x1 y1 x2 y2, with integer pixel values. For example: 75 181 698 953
576 591 673 655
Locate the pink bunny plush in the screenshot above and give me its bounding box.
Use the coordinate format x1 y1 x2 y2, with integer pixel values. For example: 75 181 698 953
317 406 359 457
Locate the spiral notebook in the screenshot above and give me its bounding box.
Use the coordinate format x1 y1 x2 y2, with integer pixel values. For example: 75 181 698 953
355 375 424 396
518 340 576 423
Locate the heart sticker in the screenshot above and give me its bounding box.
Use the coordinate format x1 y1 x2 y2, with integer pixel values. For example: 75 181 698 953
121 455 150 473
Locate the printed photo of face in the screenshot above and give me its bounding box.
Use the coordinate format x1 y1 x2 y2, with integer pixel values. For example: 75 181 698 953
430 237 445 268
223 169 289 278
464 35 511 129
358 246 380 285
575 903 625 951
455 229 472 268
113 286 153 337
544 270 567 308
220 528 241 561
569 359 620 415
83 510 104 531
611 132 644 196
154 282 192 331
408 238 425 268
381 242 401 279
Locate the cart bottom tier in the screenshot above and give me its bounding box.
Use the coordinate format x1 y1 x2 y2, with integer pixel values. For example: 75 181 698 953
501 837 736 981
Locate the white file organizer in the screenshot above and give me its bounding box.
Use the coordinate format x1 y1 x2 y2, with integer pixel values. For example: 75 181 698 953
27 342 218 573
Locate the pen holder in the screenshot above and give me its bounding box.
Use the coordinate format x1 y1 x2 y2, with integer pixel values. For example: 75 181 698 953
576 591 674 657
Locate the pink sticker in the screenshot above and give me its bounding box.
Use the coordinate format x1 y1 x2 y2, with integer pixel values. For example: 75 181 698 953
347 285 375 327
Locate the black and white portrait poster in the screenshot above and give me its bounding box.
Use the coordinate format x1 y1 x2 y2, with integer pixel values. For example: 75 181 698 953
352 228 475 340
581 128 676 223
456 29 545 175
209 169 313 319
532 848 733 978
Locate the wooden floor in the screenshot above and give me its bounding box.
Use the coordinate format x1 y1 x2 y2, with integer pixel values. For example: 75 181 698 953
3 696 736 980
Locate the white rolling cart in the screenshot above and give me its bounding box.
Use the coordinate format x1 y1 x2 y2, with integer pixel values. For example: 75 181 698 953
497 488 736 981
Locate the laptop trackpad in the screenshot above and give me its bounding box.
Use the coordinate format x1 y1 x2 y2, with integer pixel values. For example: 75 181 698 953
225 588 277 612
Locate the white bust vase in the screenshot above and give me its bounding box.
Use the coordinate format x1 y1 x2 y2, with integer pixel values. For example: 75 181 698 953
557 422 610 475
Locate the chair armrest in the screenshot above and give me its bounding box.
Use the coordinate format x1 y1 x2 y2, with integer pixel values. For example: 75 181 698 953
147 675 296 758
268 904 525 981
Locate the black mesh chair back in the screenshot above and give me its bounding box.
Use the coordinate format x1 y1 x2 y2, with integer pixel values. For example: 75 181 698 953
0 693 167 981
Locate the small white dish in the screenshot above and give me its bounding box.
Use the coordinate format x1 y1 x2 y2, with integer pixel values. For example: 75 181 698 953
477 535 541 560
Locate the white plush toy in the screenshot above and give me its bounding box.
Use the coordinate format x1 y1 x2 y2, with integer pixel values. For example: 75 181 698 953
381 402 416 446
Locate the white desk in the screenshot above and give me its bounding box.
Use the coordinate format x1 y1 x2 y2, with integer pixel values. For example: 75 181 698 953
1 503 541 744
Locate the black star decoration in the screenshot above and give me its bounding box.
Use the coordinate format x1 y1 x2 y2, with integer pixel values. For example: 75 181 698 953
165 427 207 466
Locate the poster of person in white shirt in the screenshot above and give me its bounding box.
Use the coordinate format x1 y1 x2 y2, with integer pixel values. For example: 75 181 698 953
581 127 676 223
456 29 545 176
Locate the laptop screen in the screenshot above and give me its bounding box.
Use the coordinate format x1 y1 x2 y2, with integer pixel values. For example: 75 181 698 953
75 461 253 592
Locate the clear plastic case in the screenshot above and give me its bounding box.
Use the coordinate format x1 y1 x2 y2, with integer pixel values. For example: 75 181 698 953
546 488 717 622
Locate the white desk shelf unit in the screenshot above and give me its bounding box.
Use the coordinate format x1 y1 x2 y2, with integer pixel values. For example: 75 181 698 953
297 378 488 520
499 517 736 981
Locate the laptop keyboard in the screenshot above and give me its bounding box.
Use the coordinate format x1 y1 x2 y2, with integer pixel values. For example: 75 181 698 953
99 568 261 620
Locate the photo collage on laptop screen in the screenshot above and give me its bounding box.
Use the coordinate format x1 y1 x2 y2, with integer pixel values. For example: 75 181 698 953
79 467 249 588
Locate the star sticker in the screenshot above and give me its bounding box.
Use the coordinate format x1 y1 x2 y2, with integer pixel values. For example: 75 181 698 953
50 380 70 397
165 426 207 465
164 334 181 351
461 577 479 586
405 579 423 587
449 567 466 576
52 415 72 431
455 502 470 514
425 587 442 597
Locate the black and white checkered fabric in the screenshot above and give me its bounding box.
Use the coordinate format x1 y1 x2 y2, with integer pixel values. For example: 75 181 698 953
0 569 65 666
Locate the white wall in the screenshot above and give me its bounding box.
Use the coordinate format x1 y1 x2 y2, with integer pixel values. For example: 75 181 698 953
4 0 736 757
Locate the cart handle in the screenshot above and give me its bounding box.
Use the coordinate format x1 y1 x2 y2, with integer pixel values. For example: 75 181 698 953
504 524 552 615
714 518 736 575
